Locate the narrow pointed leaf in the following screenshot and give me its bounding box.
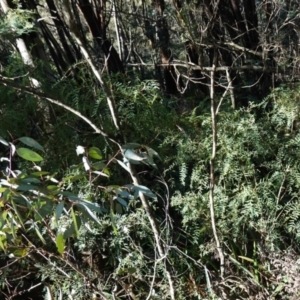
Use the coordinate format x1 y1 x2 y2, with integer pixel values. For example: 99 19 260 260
16 147 43 162
116 159 130 173
33 223 46 244
56 233 65 254
123 149 145 161
19 137 44 151
77 203 101 226
116 197 128 207
0 137 9 146
133 185 157 200
71 207 79 237
55 202 64 222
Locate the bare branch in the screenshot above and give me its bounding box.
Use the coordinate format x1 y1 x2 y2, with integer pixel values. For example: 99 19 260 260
209 48 225 278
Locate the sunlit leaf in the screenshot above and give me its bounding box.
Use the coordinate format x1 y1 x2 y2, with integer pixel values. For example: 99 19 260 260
0 187 7 193
133 185 157 200
91 161 106 170
9 216 17 239
92 171 109 177
0 137 9 146
88 147 103 160
56 233 65 254
19 137 44 152
123 149 145 161
16 147 43 162
76 203 101 226
116 159 130 173
78 198 104 213
71 207 79 237
107 185 120 192
12 247 29 257
0 211 7 228
31 171 49 176
0 233 6 251
33 222 46 244
47 185 60 195
63 223 77 239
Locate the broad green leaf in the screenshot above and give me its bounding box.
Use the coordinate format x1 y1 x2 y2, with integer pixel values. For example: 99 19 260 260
0 233 6 251
107 185 120 192
91 161 106 170
238 256 255 263
12 248 29 257
145 146 161 160
56 233 65 254
61 191 78 197
116 159 130 173
31 171 49 176
0 137 8 146
63 223 77 239
123 149 145 161
146 155 158 169
122 143 141 149
78 198 104 213
18 177 41 184
16 147 43 162
0 211 7 228
33 222 46 244
116 197 128 207
88 147 103 160
19 137 44 151
77 203 101 226
11 200 24 228
133 185 157 200
55 202 64 222
71 207 79 237
47 185 60 195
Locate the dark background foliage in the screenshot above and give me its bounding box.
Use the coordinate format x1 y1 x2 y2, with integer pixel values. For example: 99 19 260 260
1 0 300 299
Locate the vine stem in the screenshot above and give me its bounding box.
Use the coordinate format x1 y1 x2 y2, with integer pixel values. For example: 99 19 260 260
209 48 225 278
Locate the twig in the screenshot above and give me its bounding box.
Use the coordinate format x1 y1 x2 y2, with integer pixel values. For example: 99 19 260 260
209 48 225 278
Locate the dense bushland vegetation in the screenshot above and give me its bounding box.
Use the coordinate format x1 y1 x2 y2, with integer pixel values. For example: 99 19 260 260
1 0 300 299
